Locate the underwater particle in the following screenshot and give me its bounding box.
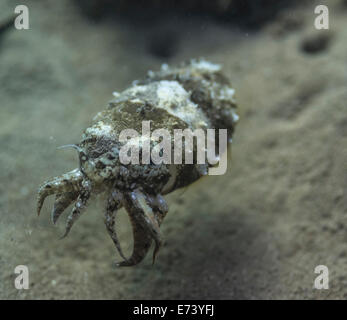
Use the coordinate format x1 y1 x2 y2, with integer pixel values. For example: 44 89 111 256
37 59 239 266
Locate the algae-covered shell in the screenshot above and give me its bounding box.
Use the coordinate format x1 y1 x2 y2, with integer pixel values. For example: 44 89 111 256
82 59 238 192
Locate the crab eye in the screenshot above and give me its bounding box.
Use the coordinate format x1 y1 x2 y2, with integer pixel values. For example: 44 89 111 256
79 151 88 164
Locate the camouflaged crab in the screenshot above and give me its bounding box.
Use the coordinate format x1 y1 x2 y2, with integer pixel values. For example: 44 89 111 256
37 60 238 266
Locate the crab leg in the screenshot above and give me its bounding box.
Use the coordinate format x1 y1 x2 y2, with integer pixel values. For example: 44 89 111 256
117 208 153 267
145 194 168 225
119 189 163 266
37 168 82 216
60 186 91 239
104 190 127 261
51 192 79 224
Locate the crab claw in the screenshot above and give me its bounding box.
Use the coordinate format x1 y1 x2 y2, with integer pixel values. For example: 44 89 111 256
37 169 82 216
51 192 78 224
60 187 90 239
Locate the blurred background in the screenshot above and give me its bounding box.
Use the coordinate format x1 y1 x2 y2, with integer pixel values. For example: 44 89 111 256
0 0 346 299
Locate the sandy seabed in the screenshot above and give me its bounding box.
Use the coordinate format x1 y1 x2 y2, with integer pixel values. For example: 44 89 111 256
0 0 346 299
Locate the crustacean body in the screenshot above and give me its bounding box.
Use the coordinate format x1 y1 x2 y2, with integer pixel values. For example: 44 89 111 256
37 60 238 266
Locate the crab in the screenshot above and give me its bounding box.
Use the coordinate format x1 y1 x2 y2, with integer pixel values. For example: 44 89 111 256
37 59 238 266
